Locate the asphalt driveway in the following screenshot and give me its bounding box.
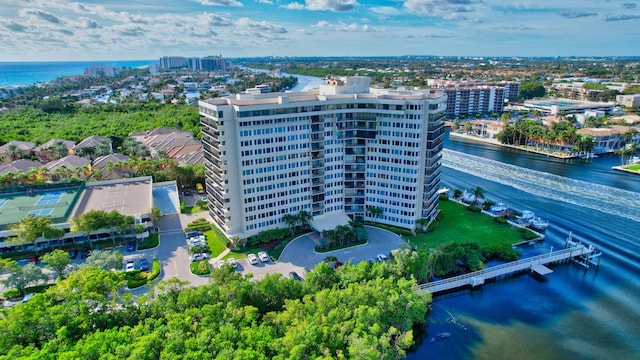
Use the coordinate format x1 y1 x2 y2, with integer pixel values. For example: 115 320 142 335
237 226 407 280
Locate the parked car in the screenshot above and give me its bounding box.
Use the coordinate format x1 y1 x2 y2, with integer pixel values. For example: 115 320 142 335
181 189 191 196
227 258 238 269
28 255 40 264
185 230 201 239
190 253 209 262
247 253 259 265
138 258 149 272
376 253 388 262
127 241 136 252
68 249 79 259
258 251 269 262
216 260 226 269
289 272 303 281
80 250 90 259
125 261 135 272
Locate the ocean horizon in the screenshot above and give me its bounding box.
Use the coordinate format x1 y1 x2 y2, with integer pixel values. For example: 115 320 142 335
0 60 154 88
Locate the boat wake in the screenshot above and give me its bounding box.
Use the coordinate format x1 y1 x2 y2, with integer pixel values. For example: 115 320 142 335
442 149 640 223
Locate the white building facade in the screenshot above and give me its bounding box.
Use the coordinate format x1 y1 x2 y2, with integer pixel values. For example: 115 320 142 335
199 77 447 240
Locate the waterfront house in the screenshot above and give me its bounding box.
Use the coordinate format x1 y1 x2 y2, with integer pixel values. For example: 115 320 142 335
576 125 639 154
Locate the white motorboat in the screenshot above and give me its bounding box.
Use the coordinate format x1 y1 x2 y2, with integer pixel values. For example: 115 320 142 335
490 203 509 213
531 217 549 230
437 187 450 195
519 210 535 221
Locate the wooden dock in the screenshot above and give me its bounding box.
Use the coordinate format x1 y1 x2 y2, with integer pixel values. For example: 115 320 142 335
416 241 601 294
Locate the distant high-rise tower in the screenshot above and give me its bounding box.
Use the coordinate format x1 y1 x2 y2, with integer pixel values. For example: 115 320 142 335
200 56 226 72
159 56 188 70
199 76 447 241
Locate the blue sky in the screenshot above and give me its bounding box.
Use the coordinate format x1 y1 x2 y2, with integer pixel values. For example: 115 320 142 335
0 0 638 61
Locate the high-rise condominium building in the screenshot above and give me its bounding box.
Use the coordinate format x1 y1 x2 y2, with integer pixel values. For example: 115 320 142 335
199 76 447 241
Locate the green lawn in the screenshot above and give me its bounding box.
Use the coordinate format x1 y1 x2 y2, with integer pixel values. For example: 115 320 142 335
624 164 640 171
204 230 227 258
408 200 534 249
180 205 207 215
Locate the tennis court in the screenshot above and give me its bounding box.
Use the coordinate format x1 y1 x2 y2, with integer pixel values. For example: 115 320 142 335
36 191 64 206
28 208 54 216
0 184 83 230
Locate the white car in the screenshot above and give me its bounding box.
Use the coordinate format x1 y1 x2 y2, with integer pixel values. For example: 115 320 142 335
227 258 238 268
258 251 269 263
217 260 226 269
190 253 209 262
125 261 135 271
247 253 259 265
376 253 388 262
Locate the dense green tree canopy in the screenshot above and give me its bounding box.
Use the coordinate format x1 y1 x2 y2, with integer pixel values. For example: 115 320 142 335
0 260 431 359
0 102 200 145
520 82 546 99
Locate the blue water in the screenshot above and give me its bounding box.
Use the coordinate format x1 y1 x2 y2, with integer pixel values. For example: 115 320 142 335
407 132 640 359
0 60 154 87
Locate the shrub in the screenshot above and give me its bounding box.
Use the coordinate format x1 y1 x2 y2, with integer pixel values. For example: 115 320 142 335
427 221 439 233
138 233 159 250
436 211 444 221
3 289 20 300
315 239 367 253
467 205 482 213
127 278 147 289
483 244 521 261
147 259 161 282
494 216 508 224
372 223 415 237
190 260 210 275
438 194 449 201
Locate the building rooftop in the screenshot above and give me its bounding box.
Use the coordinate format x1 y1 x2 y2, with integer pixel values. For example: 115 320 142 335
70 177 152 218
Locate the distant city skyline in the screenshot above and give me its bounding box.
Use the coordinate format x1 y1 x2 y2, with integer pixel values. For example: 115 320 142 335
0 0 639 62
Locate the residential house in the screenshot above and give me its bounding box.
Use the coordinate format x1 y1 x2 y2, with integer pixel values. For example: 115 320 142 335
576 125 640 154
0 159 43 176
34 138 75 161
129 128 202 160
46 155 92 180
0 140 36 162
91 153 130 180
70 136 112 159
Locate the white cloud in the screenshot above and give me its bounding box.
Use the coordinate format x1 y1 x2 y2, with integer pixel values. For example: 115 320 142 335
283 0 358 12
282 2 306 10
403 0 480 18
313 20 377 32
193 0 243 6
370 6 404 17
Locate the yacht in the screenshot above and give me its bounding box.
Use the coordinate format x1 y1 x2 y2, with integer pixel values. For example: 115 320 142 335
490 203 509 213
531 217 549 231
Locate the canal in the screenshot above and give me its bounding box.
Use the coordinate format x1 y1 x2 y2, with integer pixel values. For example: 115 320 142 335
407 131 640 359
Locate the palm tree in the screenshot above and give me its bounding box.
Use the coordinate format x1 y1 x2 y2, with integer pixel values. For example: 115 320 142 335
282 213 297 236
297 210 313 231
6 144 20 161
48 141 69 160
472 186 485 205
78 146 96 160
453 189 463 200
95 140 111 157
615 146 630 165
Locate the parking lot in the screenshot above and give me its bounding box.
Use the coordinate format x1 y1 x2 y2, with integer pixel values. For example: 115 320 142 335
1 213 407 299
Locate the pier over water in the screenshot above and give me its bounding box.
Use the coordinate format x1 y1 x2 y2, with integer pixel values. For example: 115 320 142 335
416 236 602 295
